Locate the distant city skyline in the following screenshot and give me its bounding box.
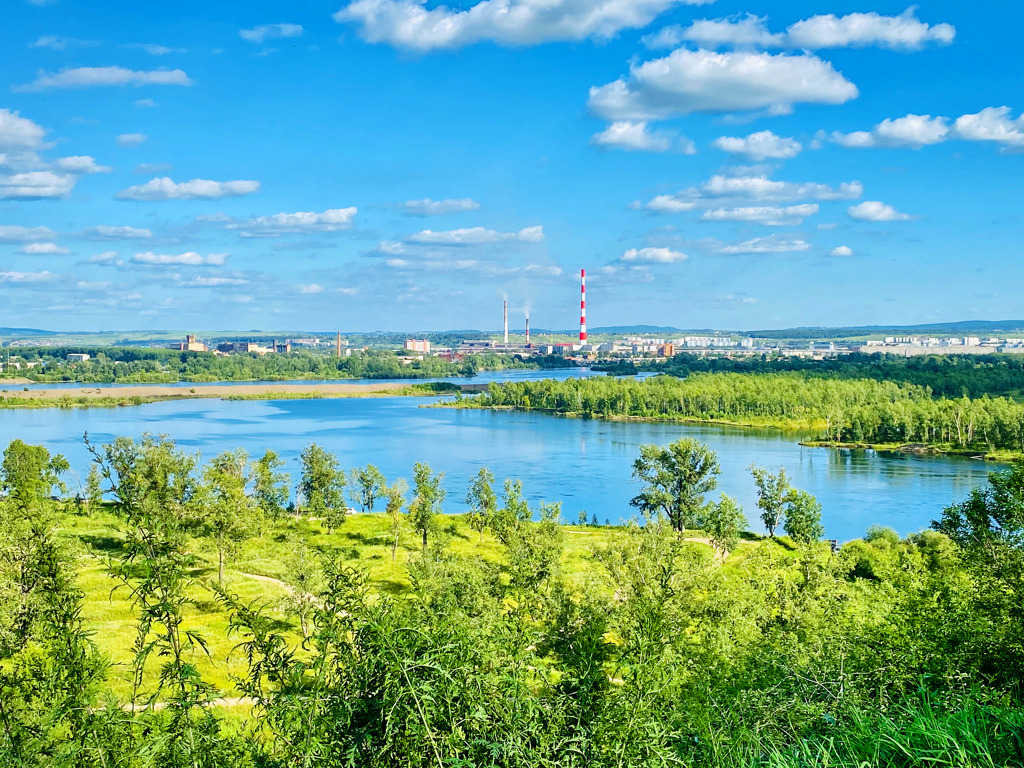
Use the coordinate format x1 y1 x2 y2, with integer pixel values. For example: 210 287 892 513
1 0 1022 332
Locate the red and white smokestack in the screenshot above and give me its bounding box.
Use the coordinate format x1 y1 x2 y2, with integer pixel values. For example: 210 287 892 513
503 299 509 345
525 311 530 346
579 269 587 345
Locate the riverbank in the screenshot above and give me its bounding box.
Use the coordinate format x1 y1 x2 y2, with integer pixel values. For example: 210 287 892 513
0 381 457 409
799 440 1014 463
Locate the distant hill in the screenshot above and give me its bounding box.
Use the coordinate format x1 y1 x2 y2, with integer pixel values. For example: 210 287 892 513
747 321 1024 341
0 327 56 337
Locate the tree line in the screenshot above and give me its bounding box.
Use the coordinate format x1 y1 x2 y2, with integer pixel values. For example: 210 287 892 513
2 347 567 384
457 372 1024 452
1 434 1023 766
595 352 1024 399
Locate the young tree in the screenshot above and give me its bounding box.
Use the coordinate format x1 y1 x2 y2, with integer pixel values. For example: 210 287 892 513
349 464 386 513
202 449 257 585
783 489 825 546
704 494 747 558
281 543 320 639
408 463 445 553
465 467 497 541
384 479 408 561
630 439 720 532
252 449 290 521
299 443 347 531
85 463 103 514
1 439 69 509
492 478 531 542
750 464 792 538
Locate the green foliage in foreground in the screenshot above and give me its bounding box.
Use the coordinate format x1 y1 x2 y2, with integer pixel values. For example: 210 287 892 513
1 436 1024 766
456 372 1024 454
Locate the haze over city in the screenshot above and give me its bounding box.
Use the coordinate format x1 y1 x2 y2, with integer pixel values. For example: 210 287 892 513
2 0 1021 332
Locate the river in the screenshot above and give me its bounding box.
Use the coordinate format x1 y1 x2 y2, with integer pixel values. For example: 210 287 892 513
0 379 994 542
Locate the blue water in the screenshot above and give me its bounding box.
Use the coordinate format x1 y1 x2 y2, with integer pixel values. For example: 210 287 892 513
0 392 995 542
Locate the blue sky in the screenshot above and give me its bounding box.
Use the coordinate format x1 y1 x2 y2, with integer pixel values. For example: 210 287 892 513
0 0 1021 333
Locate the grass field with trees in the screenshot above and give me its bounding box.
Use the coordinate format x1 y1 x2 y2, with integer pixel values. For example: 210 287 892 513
1 433 1023 766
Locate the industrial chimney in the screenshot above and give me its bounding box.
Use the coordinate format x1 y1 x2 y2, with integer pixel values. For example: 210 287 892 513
525 311 530 346
579 269 587 346
503 299 509 345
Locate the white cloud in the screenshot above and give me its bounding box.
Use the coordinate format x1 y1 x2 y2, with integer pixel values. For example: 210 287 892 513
31 35 76 50
83 225 153 240
700 175 861 202
334 0 713 51
54 155 111 173
406 226 544 245
713 130 802 160
239 23 304 43
134 163 172 174
125 43 186 56
117 133 148 147
622 246 687 264
117 177 260 201
131 251 228 266
0 225 55 242
589 49 857 120
701 204 818 226
591 121 694 153
831 114 950 148
786 9 955 51
21 242 69 255
0 170 76 199
88 251 123 266
180 276 250 287
403 197 481 216
717 236 811 254
0 270 55 284
298 283 324 294
643 195 698 213
659 9 954 52
0 109 46 149
952 107 1024 147
830 245 853 257
848 201 912 222
14 66 193 91
134 98 157 108
228 207 358 237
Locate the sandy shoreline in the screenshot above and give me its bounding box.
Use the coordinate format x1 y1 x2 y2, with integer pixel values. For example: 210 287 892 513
0 380 425 402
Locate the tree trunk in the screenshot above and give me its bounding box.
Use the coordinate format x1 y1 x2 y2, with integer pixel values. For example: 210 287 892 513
422 528 428 552
218 550 224 586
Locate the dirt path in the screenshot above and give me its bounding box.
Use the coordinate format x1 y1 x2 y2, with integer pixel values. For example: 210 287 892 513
238 571 292 594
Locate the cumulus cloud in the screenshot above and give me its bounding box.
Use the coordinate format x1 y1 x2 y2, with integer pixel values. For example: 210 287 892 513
0 170 76 199
131 251 228 266
405 226 544 245
54 155 110 173
180 276 250 287
227 207 358 237
88 251 123 266
713 130 802 160
830 245 854 257
117 177 260 201
0 109 46 149
590 121 695 153
14 66 193 91
334 0 713 51
622 246 687 263
239 23 304 43
952 107 1024 148
82 225 153 240
403 198 481 216
588 49 858 120
645 175 861 212
21 242 69 255
830 114 950 148
117 133 148 146
786 9 955 51
848 201 912 221
650 9 954 52
0 270 55 284
0 225 55 242
716 236 812 254
701 204 819 226
125 43 186 56
298 283 324 294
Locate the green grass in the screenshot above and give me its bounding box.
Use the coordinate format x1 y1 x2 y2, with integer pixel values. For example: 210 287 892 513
62 508 722 700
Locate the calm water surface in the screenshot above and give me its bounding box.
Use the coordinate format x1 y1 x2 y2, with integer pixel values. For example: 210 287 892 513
0 393 995 542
